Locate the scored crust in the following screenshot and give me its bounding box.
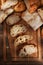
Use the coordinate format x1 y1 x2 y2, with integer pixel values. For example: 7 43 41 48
14 1 26 12
14 35 33 47
10 24 27 37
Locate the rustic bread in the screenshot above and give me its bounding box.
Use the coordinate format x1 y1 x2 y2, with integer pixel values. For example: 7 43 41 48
19 45 37 57
22 10 43 30
0 8 14 24
6 13 21 25
10 24 27 37
5 8 14 15
14 1 26 12
1 0 18 10
14 35 33 47
24 0 40 13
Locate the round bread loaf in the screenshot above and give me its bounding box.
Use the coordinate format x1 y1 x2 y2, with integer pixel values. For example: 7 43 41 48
14 1 26 12
1 0 18 10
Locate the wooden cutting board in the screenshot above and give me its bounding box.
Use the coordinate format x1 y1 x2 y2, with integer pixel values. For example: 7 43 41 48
0 20 42 62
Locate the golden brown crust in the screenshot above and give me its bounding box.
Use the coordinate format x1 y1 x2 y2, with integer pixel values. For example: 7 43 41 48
29 5 38 13
29 0 40 13
14 1 26 12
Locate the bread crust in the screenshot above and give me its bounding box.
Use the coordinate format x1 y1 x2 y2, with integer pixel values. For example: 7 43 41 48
14 1 26 12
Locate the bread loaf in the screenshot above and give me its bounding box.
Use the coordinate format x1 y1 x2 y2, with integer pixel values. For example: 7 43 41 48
14 1 26 12
1 0 18 10
22 10 43 30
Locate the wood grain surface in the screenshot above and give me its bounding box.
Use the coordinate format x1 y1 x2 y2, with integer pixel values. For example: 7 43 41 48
0 21 43 62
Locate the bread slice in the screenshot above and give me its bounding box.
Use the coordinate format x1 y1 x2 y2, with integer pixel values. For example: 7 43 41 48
1 0 18 10
38 8 43 22
19 45 37 57
22 10 43 30
14 35 33 47
6 13 21 25
10 24 27 37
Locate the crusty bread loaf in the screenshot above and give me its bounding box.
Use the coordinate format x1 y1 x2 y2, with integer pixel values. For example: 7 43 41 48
0 8 14 24
19 45 37 57
24 0 40 13
14 35 33 47
38 8 43 21
22 10 43 30
1 0 18 10
14 1 26 12
10 24 27 37
6 13 21 25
